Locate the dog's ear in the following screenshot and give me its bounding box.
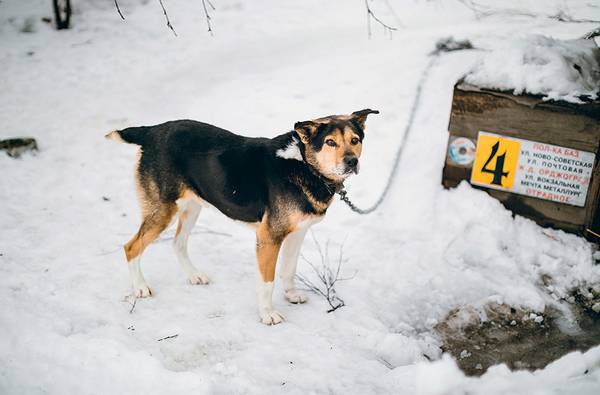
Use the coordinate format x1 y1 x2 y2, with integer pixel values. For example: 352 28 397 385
351 109 379 128
294 120 319 144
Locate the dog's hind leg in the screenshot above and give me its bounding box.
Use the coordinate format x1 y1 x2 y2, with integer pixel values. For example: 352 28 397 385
279 227 309 304
173 200 210 285
124 203 177 298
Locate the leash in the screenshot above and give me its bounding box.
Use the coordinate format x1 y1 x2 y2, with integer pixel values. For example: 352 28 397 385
337 38 474 214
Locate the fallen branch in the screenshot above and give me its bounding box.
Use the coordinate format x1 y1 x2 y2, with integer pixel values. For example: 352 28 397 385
157 334 179 341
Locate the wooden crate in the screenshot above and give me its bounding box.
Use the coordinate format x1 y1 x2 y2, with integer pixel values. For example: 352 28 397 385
442 82 600 241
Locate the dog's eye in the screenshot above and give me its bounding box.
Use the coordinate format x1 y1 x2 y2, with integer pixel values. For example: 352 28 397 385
325 139 337 147
350 137 359 145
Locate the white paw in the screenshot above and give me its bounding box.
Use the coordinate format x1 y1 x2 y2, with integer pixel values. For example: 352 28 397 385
260 310 285 325
133 283 153 298
189 273 210 285
285 289 308 304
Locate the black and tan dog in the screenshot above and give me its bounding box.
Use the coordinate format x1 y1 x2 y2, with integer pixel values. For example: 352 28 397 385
106 109 378 324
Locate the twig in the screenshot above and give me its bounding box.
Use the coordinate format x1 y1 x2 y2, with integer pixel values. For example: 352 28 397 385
122 295 137 314
157 334 179 341
586 228 600 238
378 357 395 370
201 0 214 35
364 0 397 39
129 297 136 314
115 0 216 35
114 0 125 20
158 0 177 36
295 233 353 313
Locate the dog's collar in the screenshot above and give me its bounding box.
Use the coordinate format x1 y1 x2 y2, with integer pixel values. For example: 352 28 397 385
304 161 344 195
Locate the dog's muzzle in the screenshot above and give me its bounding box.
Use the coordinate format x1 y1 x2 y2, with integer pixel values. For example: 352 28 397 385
343 155 359 175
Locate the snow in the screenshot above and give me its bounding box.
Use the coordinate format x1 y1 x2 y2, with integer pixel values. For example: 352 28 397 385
416 347 600 395
465 34 600 103
1 0 600 394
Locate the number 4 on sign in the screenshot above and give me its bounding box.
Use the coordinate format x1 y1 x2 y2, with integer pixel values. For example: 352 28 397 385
481 141 508 186
470 133 520 190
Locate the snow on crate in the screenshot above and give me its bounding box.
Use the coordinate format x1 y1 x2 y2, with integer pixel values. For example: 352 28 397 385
465 35 600 103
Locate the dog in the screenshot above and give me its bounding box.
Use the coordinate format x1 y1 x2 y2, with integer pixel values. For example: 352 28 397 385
106 109 378 324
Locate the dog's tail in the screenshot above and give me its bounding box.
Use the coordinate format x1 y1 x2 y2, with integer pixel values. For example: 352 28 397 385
105 126 150 146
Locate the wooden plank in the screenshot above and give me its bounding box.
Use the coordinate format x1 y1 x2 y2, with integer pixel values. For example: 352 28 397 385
586 158 600 241
443 83 600 239
449 83 600 152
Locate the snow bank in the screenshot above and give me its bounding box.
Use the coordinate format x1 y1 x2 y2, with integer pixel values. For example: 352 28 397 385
416 346 600 395
465 35 600 103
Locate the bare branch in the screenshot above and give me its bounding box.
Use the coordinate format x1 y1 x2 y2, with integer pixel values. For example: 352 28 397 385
296 275 328 299
336 272 358 282
114 0 125 20
365 0 398 39
158 0 177 36
115 0 216 35
296 234 353 313
201 0 214 35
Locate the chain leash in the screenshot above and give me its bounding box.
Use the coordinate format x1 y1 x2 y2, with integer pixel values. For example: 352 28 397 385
337 38 474 214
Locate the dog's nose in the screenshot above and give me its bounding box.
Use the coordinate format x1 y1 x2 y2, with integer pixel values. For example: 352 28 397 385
344 156 358 168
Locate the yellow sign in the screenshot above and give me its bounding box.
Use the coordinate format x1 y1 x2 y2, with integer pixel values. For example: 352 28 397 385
471 132 520 190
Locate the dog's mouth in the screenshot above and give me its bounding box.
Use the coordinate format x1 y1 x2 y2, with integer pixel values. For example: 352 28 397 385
345 162 360 176
342 166 359 177
327 162 360 180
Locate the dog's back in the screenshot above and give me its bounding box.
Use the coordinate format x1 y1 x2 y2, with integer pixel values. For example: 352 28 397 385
108 120 279 221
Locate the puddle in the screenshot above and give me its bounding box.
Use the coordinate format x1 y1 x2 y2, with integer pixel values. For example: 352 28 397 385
436 296 600 376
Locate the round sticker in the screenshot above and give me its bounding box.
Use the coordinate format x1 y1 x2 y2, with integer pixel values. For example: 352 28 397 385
449 137 476 165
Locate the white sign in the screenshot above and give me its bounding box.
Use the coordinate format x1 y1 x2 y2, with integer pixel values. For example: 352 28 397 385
470 132 596 207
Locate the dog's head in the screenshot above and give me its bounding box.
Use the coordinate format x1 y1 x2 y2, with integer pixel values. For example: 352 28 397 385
294 109 379 181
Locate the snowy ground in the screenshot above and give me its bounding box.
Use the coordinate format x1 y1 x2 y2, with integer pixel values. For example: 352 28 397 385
1 0 600 394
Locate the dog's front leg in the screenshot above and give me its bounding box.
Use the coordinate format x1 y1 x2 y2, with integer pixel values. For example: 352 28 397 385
255 218 285 325
279 227 309 304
